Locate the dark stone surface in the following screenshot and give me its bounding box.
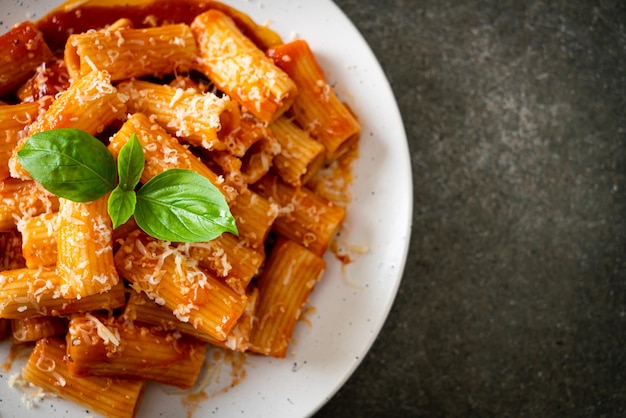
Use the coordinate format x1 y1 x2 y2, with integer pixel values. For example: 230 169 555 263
316 1 626 417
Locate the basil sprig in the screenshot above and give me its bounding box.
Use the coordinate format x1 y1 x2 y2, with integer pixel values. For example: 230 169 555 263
18 128 237 243
108 133 143 229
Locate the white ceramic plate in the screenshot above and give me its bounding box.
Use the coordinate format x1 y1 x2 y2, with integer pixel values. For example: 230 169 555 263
0 1 412 417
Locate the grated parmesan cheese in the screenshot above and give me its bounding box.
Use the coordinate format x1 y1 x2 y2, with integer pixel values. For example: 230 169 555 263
85 313 120 346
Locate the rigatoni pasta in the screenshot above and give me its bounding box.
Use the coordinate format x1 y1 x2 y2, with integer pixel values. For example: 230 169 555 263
189 232 265 294
67 313 207 389
0 267 126 318
269 115 326 187
22 337 145 418
249 238 326 358
65 23 197 81
123 288 258 352
267 39 362 159
239 127 282 184
118 79 242 155
114 229 248 341
0 0 362 415
56 195 119 299
192 9 298 123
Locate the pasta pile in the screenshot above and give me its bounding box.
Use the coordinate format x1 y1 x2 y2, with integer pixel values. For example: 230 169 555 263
0 1 361 417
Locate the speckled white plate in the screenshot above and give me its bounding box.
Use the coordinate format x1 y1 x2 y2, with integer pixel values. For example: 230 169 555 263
0 1 412 417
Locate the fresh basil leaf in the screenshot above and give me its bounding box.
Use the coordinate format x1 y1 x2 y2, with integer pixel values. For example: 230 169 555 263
135 168 238 243
17 128 116 202
117 133 144 191
108 186 137 229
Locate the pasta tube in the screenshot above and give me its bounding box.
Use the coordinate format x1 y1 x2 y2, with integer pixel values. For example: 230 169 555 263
199 117 275 188
267 39 362 159
226 117 270 156
192 9 298 123
269 116 325 187
119 80 242 154
0 267 126 319
239 129 281 185
249 239 326 358
200 150 245 193
114 230 248 341
67 313 207 389
229 188 278 250
56 196 119 299
65 23 197 81
188 232 264 294
124 288 258 352
22 337 146 418
0 101 43 131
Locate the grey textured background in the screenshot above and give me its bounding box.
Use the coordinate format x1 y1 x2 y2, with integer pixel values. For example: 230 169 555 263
317 1 626 417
